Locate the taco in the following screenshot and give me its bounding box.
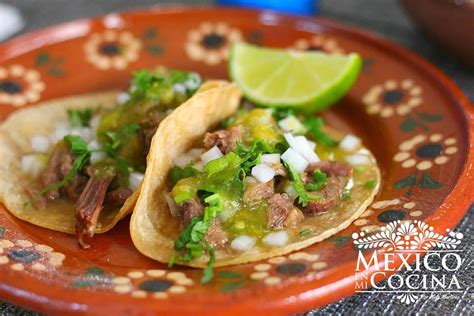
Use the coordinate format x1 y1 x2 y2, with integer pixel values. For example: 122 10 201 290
131 85 380 275
0 68 210 248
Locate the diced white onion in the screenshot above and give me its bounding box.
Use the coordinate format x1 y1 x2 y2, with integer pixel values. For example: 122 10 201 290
278 115 306 134
31 135 50 153
231 235 257 251
345 178 354 190
284 182 298 199
173 83 186 94
251 163 275 183
165 193 180 218
184 73 201 90
340 134 361 152
201 145 223 165
346 154 370 165
175 148 205 167
261 153 281 164
263 231 289 247
307 140 316 151
281 148 308 173
193 161 204 172
50 123 70 143
129 172 144 191
117 92 130 104
21 154 44 177
87 140 106 164
89 115 101 132
70 127 93 143
293 135 320 163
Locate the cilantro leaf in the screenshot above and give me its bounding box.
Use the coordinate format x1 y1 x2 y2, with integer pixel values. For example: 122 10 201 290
285 162 309 207
306 169 328 191
64 135 89 154
99 123 140 157
304 117 336 147
201 242 215 284
170 165 199 184
364 180 377 189
67 109 93 127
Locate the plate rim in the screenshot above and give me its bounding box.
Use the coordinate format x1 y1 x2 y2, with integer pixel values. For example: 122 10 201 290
0 6 473 315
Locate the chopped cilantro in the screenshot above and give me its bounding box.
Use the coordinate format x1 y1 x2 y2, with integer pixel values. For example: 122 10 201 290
342 190 352 201
304 117 336 147
285 162 309 207
299 228 313 237
364 180 377 189
201 242 215 284
308 194 321 201
235 140 273 175
67 108 93 127
170 164 199 184
272 107 297 121
355 166 366 173
306 169 328 191
98 123 140 157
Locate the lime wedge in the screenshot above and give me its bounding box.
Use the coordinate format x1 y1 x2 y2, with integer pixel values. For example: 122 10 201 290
229 43 362 112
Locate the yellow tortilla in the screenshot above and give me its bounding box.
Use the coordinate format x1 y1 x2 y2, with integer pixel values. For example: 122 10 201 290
0 81 227 235
131 83 380 267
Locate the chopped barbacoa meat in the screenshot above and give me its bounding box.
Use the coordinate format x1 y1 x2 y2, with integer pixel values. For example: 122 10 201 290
305 161 353 178
303 176 344 215
243 179 274 204
205 219 228 249
106 187 133 206
181 198 204 227
203 127 241 154
75 176 113 249
142 111 166 149
284 207 305 228
62 175 88 201
267 193 293 229
41 145 74 200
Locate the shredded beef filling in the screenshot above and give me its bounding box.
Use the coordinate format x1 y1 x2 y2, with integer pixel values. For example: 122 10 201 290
75 176 113 249
243 179 274 204
203 127 241 154
41 145 74 200
106 187 133 206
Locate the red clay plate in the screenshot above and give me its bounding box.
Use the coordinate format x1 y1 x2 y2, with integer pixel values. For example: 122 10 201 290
0 7 473 315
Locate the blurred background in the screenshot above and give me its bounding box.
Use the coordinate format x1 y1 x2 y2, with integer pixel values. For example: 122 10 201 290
0 0 472 315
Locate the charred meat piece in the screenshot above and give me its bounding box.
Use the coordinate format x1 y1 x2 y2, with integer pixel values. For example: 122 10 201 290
267 193 294 229
305 161 353 178
203 127 241 154
304 177 344 215
181 198 204 227
205 219 228 249
75 176 113 249
41 145 74 200
243 179 274 204
106 187 133 206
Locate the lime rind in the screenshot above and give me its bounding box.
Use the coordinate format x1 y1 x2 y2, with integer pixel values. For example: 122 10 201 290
229 43 362 112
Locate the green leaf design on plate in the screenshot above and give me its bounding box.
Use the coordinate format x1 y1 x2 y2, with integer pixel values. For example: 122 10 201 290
394 172 417 189
400 116 417 132
220 281 247 292
71 279 102 288
0 227 4 237
143 27 158 39
48 67 64 77
418 112 442 122
36 53 50 66
85 266 106 276
329 236 352 245
216 271 245 279
418 171 442 189
245 30 263 46
362 58 374 71
145 45 164 55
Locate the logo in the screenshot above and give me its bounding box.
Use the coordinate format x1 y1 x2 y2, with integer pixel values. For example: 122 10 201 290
352 220 465 304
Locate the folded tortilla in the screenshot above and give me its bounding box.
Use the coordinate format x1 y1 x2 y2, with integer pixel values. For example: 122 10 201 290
130 82 380 267
0 81 228 235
